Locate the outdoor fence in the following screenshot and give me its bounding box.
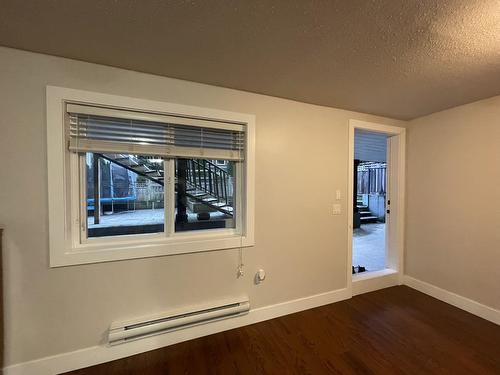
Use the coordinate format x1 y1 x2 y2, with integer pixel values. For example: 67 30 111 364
357 162 387 195
135 181 164 209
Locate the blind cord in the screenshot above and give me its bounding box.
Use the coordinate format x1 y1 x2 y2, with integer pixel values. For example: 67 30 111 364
237 236 244 278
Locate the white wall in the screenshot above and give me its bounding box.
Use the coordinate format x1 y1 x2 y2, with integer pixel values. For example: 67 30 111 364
0 47 404 366
405 95 500 310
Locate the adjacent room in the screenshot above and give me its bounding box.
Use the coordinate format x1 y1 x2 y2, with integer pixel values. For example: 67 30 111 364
0 1 499 374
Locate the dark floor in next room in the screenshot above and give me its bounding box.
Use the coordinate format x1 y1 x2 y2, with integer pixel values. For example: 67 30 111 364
65 286 500 375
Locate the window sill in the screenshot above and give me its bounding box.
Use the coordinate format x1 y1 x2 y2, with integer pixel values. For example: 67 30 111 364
51 233 253 267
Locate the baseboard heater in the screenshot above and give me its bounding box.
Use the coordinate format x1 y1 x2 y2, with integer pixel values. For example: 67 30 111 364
108 298 250 345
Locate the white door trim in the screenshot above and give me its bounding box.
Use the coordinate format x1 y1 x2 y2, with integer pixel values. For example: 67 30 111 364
347 119 406 295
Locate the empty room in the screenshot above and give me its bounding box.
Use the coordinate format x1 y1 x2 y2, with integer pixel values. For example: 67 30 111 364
0 1 499 374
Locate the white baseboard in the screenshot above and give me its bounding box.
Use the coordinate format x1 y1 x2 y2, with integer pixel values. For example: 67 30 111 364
11 277 496 374
352 269 399 296
403 275 500 325
4 287 350 375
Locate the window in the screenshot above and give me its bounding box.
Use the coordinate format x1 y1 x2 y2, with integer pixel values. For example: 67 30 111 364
47 87 255 266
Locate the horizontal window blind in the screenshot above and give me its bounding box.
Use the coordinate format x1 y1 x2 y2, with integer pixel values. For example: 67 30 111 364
66 104 245 160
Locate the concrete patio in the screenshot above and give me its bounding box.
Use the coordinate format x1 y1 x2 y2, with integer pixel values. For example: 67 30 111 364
353 223 386 272
87 208 230 229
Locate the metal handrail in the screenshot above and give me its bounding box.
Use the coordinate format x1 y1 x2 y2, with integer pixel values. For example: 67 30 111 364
185 159 230 206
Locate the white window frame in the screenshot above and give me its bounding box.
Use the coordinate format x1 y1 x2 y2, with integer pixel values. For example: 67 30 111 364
47 86 255 267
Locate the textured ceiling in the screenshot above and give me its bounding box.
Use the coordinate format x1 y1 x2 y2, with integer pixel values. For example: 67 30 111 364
1 0 499 120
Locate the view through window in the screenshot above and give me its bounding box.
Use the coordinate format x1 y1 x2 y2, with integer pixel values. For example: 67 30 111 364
175 158 236 232
86 153 165 238
85 154 236 238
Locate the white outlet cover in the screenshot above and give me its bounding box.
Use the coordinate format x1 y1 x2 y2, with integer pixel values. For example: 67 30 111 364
333 204 341 215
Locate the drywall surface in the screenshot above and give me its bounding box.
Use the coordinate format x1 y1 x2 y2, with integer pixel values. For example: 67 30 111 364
406 95 500 310
0 47 404 365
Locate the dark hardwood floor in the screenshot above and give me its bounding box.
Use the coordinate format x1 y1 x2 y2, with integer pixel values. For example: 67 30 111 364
65 286 500 374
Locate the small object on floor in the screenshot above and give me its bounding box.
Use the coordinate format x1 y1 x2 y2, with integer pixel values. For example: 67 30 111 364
352 266 356 274
357 265 366 273
197 212 210 221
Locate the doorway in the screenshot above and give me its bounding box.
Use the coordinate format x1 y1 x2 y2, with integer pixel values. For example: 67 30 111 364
347 120 405 295
353 132 388 273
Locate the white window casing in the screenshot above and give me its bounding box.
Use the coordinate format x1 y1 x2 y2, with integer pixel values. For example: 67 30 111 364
47 86 255 267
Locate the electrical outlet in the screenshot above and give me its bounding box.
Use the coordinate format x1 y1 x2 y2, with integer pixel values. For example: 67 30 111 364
333 204 341 215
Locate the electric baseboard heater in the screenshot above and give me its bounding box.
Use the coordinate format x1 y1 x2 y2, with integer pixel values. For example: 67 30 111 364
108 298 250 345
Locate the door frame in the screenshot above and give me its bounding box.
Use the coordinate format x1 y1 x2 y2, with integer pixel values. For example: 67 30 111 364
347 119 406 296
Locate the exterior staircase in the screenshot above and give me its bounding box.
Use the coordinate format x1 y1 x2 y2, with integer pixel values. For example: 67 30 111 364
97 154 233 217
356 196 378 223
182 159 234 216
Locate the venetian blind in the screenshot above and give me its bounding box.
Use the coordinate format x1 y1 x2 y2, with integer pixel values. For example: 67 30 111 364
66 104 245 160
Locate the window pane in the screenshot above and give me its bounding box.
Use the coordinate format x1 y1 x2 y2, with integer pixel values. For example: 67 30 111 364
86 153 165 238
175 159 236 232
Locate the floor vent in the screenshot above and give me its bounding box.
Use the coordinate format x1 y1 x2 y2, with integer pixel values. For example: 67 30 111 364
108 298 250 345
